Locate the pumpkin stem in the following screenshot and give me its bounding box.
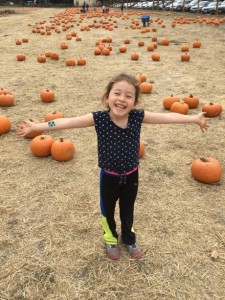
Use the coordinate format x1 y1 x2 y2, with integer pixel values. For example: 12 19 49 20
59 137 64 142
200 157 208 162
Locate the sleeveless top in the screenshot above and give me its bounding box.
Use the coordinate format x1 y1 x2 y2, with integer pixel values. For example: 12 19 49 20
92 109 144 174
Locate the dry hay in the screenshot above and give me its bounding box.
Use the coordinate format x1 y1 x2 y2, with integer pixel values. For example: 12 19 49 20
0 6 225 300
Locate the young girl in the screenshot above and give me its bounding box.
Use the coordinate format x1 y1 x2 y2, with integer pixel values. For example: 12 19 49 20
17 73 210 261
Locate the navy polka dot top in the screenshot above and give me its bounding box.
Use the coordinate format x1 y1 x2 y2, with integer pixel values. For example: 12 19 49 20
92 109 144 174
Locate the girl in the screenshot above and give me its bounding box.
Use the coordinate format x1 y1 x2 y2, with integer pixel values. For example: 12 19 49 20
17 73 210 261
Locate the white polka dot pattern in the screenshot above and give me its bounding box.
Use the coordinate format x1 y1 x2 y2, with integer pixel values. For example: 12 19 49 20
93 110 144 174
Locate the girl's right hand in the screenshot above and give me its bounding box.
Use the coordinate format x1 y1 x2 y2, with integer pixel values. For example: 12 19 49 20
16 120 35 137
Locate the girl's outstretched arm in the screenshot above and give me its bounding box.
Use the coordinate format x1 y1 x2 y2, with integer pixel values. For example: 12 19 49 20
16 113 95 137
143 111 210 132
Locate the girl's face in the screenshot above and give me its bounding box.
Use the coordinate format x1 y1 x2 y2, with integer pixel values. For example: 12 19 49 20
106 80 136 117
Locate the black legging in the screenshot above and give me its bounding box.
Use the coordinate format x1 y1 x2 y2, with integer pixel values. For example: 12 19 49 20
100 169 139 245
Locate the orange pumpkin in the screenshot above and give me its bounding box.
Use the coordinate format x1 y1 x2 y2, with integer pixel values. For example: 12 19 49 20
162 37 169 46
147 44 155 51
131 52 139 61
181 44 189 52
136 73 147 83
0 93 14 107
40 89 55 103
44 111 64 122
124 38 131 44
66 59 76 66
140 82 152 94
170 101 189 115
202 102 223 117
17 53 26 61
119 45 127 53
77 58 86 65
183 94 199 109
191 157 222 184
30 135 54 157
181 52 190 62
139 140 145 158
193 39 201 48
163 95 180 110
37 55 46 63
151 53 160 61
51 137 75 161
0 115 11 135
0 88 12 95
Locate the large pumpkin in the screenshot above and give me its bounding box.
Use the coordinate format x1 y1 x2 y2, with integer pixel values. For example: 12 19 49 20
139 82 152 94
191 157 222 184
30 135 54 157
51 137 75 161
0 115 11 135
183 94 199 109
202 102 222 117
170 101 189 115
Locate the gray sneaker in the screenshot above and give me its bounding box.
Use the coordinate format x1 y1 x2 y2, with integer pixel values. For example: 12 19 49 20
124 243 142 259
105 244 121 260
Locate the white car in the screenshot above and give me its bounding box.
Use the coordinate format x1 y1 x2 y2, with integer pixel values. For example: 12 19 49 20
201 1 220 13
190 1 210 12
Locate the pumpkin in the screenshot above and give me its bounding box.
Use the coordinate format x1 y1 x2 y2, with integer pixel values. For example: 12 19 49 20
44 111 64 122
139 140 145 158
170 101 189 115
16 39 22 45
0 88 12 95
183 94 199 109
0 93 14 107
66 59 76 66
138 40 144 47
30 135 54 157
24 118 43 139
191 157 222 184
22 37 28 43
17 53 26 61
61 42 68 49
40 89 55 103
0 115 11 135
140 82 152 94
45 50 52 57
124 38 131 44
202 102 223 118
147 44 155 51
50 52 59 60
181 52 190 62
102 47 110 56
119 45 127 53
181 44 189 52
37 55 46 63
77 58 86 65
131 52 139 61
163 95 180 110
51 137 75 161
136 73 147 83
151 53 160 61
193 39 201 48
162 37 169 46
94 47 101 55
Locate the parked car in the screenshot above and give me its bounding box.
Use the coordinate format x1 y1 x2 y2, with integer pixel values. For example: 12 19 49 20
190 1 210 12
218 1 225 12
174 0 192 11
184 0 198 11
201 1 220 13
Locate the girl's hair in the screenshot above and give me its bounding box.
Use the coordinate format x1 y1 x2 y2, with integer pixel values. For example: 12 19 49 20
102 73 140 106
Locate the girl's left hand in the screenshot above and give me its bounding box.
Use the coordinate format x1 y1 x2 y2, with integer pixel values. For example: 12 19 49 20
196 112 210 132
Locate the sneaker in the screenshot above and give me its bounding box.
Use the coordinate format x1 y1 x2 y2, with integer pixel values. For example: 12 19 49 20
105 244 121 260
124 243 142 259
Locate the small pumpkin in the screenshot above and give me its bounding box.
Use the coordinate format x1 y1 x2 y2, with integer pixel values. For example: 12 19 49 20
124 38 131 44
147 44 155 51
136 73 147 84
0 115 11 136
37 55 46 63
131 52 139 61
119 45 127 53
30 135 54 157
151 53 160 61
66 59 76 66
202 102 222 117
183 94 199 109
0 93 14 107
40 89 55 103
44 111 64 122
191 157 222 184
17 53 26 61
193 39 201 48
170 101 189 115
94 47 102 55
139 82 152 94
51 137 75 161
163 95 180 110
161 37 169 46
181 44 189 52
0 88 12 95
77 58 86 65
102 47 110 56
181 52 190 62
